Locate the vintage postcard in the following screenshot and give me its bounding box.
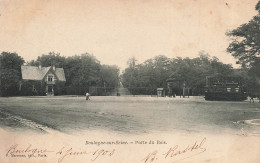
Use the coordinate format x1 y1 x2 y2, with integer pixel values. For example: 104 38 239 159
0 0 260 163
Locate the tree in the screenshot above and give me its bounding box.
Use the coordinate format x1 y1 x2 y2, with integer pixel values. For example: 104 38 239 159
122 55 171 94
63 53 102 95
28 52 66 67
227 1 260 95
121 52 234 96
0 52 24 96
152 55 171 87
226 1 260 67
122 57 139 91
99 65 120 88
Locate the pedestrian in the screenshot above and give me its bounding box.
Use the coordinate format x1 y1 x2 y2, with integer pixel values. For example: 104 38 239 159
86 92 90 100
249 95 254 103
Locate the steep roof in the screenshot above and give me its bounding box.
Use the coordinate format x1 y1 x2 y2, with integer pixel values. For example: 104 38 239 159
21 66 66 81
54 68 66 81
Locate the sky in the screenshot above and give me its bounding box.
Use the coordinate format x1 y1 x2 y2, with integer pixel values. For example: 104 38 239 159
0 0 259 70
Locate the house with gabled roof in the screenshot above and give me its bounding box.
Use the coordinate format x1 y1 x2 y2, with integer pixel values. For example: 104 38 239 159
20 65 66 96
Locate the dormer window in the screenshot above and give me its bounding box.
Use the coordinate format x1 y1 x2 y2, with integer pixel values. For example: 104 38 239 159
48 75 53 82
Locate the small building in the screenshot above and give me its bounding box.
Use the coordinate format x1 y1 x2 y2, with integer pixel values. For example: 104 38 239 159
157 88 165 97
20 65 66 96
205 75 247 101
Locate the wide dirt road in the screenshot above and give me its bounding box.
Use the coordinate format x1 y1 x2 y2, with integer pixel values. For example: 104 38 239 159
0 96 259 135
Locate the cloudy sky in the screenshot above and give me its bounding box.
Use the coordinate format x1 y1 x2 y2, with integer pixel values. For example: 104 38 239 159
0 0 258 69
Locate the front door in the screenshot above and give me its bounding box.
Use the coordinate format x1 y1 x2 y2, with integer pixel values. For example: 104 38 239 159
47 85 53 95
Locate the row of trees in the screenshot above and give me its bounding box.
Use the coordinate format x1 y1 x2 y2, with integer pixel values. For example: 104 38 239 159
121 52 234 95
121 0 260 96
1 51 236 97
0 52 120 96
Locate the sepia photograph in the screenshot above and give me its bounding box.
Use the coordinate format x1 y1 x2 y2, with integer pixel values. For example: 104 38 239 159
0 0 259 162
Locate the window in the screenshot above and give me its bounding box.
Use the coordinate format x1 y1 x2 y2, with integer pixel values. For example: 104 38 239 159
227 88 231 92
48 75 53 82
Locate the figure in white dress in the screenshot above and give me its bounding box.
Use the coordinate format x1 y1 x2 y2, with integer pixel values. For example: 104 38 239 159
86 92 90 100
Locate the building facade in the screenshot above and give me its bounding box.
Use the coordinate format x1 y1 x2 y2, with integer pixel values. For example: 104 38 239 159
20 65 66 96
205 75 247 101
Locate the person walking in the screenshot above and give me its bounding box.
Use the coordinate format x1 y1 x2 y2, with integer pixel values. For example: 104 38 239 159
86 92 90 100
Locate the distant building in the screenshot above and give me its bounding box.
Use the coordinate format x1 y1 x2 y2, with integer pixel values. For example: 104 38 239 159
157 88 165 97
20 65 66 96
205 75 247 101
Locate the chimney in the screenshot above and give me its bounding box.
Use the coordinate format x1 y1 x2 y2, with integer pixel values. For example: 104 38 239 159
51 61 56 71
38 62 42 70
